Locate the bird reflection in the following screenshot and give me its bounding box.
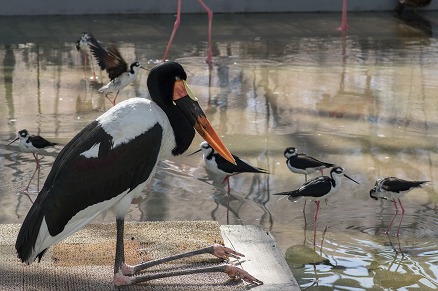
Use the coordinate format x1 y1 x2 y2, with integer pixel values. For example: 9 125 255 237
244 163 273 231
208 180 244 224
386 233 403 254
76 78 105 112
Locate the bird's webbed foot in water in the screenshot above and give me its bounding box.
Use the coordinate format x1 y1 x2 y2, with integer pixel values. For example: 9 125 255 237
112 244 263 286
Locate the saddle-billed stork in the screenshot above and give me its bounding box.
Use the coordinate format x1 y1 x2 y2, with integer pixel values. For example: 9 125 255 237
15 61 262 286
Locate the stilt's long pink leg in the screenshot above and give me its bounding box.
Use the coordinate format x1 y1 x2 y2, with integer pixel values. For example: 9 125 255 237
313 201 320 248
386 198 399 235
396 198 405 237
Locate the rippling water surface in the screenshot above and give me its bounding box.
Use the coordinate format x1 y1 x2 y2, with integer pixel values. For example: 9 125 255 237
1 12 438 290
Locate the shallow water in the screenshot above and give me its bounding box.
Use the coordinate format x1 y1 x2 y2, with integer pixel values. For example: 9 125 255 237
1 12 438 289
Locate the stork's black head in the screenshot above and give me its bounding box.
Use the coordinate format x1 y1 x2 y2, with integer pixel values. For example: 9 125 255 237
147 62 187 107
146 62 235 164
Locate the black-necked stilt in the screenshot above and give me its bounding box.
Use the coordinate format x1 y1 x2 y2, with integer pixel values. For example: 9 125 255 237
8 129 57 193
284 147 335 213
284 147 334 182
191 141 268 222
75 32 101 80
275 166 359 246
163 0 213 63
89 42 146 106
370 177 428 236
15 62 261 286
193 141 269 192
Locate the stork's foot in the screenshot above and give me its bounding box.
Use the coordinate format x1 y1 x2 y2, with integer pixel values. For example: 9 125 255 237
113 244 262 286
210 244 244 261
113 271 132 286
113 264 263 286
224 264 263 285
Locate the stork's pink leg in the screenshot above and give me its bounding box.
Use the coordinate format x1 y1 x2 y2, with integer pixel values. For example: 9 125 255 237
163 0 182 61
197 0 213 63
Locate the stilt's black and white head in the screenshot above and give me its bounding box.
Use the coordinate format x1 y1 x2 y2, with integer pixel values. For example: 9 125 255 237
129 62 146 74
284 147 298 159
8 129 56 154
14 129 30 142
75 32 90 51
198 141 214 156
369 178 382 200
330 166 358 184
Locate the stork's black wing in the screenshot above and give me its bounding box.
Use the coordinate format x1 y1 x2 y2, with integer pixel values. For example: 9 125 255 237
16 120 163 263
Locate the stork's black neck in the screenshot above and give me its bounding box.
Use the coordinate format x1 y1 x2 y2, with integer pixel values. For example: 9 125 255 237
147 62 193 156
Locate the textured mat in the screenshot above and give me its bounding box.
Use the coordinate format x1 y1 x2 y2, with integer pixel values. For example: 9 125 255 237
1 221 245 290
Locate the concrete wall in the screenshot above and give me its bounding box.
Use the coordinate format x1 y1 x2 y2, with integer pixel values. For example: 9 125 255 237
2 0 438 16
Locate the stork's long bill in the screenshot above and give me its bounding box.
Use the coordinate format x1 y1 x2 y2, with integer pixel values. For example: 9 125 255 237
173 80 236 165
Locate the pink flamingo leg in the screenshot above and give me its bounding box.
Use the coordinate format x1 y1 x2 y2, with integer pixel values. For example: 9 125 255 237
197 0 213 63
338 0 348 32
163 0 213 63
163 0 182 61
396 198 405 237
313 201 320 247
386 198 399 235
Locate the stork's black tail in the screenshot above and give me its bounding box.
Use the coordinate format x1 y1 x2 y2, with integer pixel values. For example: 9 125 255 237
15 196 46 264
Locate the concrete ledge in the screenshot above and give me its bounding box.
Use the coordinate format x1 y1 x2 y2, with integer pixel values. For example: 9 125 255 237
2 0 438 16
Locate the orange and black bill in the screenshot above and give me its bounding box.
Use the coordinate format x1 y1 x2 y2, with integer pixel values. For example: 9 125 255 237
173 79 236 165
